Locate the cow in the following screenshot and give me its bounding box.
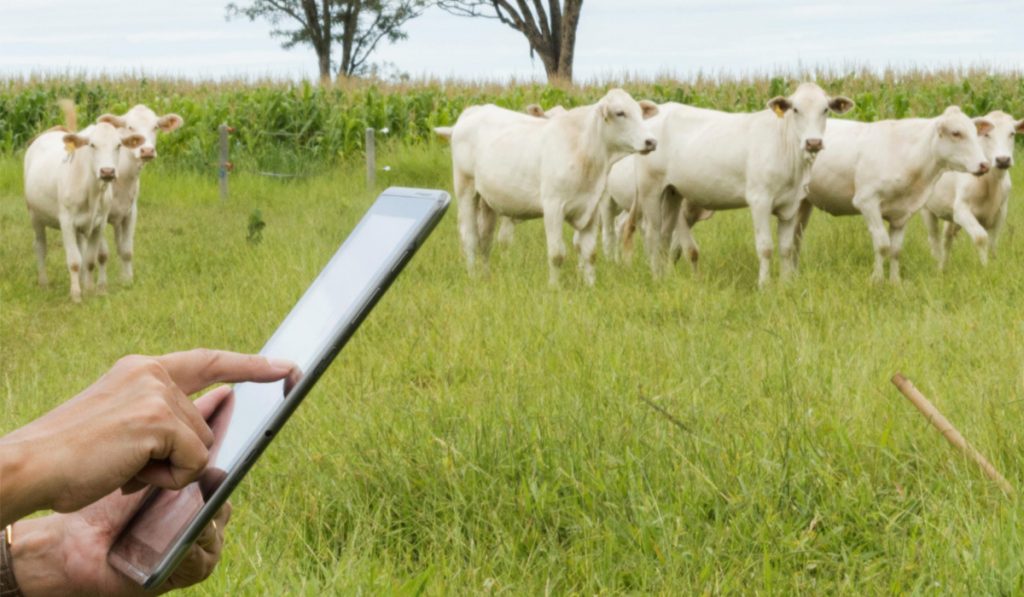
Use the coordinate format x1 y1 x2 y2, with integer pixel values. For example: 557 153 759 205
24 123 146 301
84 105 184 285
447 89 658 286
621 83 854 286
801 106 992 283
920 111 1024 269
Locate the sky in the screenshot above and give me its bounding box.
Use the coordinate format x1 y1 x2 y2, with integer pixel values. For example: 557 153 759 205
0 0 1022 81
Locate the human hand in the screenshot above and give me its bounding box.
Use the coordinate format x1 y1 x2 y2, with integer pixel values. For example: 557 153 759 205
0 349 297 524
10 490 232 596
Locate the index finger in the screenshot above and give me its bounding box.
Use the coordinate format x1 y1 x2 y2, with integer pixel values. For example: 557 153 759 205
156 349 296 395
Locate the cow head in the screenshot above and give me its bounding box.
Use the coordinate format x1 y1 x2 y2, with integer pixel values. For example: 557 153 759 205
934 106 991 177
975 110 1023 171
97 104 183 163
767 82 854 159
598 88 659 156
63 122 146 182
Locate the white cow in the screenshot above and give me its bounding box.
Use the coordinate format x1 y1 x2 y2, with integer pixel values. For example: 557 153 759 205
802 106 992 283
24 123 146 301
922 111 1024 268
84 105 184 285
448 89 658 285
620 83 853 286
493 104 569 246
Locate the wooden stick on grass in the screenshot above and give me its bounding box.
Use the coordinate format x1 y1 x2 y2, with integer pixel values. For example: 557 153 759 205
891 373 1015 498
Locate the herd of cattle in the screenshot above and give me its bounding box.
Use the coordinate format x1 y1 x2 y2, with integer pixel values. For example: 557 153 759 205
437 82 1022 287
16 82 1022 302
22 102 183 302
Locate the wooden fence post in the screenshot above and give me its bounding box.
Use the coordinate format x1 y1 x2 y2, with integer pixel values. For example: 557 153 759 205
366 127 376 191
218 124 230 201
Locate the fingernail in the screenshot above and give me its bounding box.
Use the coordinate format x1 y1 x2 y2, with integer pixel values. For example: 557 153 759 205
267 357 294 371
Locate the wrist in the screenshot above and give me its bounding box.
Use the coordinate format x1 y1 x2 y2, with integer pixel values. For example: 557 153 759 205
9 518 69 596
0 439 52 526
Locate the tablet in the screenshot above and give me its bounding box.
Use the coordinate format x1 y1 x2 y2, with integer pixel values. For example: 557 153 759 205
108 187 450 588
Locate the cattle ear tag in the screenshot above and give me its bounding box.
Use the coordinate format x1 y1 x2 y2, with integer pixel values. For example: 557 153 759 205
772 104 785 118
64 139 77 153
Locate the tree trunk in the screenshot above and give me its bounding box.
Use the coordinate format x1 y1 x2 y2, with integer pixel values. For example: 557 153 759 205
317 50 332 84
555 0 581 83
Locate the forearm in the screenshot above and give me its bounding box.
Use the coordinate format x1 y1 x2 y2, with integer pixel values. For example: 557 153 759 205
8 517 69 596
0 437 53 526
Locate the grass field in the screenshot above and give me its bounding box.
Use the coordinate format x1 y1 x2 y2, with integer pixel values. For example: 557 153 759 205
3 139 1024 594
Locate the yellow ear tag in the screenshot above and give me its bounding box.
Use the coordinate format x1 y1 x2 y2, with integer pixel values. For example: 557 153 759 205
772 104 785 118
64 140 77 154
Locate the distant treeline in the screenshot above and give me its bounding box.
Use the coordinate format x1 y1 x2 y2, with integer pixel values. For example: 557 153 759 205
2 69 1022 174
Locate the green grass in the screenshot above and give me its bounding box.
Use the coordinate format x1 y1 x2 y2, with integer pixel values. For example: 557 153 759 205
2 142 1024 595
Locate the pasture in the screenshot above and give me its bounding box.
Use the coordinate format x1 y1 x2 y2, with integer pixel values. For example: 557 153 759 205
3 80 1024 594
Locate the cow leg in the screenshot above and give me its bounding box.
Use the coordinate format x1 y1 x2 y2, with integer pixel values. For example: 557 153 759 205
117 210 138 284
476 201 497 272
951 203 989 266
854 198 889 283
59 215 83 302
777 213 800 281
454 172 480 274
888 222 907 284
941 222 960 271
614 211 634 262
79 231 97 293
31 216 49 286
86 227 107 294
98 228 110 290
792 199 814 270
599 192 619 262
496 217 516 245
749 199 774 288
921 210 943 265
576 219 599 287
990 201 1008 258
661 193 682 265
543 203 567 287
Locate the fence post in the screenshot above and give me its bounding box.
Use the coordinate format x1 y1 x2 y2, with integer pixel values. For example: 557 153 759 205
218 124 230 201
365 127 376 191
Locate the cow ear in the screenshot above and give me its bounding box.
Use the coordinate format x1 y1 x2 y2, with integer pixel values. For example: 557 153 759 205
767 96 792 118
1015 119 1024 134
525 104 546 118
828 96 854 114
121 133 147 149
639 100 659 120
157 113 184 132
974 118 994 136
97 114 127 128
599 100 612 121
63 133 88 152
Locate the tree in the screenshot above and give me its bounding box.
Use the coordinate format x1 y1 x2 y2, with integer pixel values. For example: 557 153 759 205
227 0 426 82
436 0 583 84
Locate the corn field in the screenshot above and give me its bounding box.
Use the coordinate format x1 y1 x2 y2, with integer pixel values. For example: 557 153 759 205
2 69 1023 175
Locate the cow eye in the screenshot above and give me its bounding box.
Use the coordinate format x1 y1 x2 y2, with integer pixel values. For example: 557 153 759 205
952 131 963 139
116 143 122 149
89 143 95 149
822 107 829 115
615 111 626 118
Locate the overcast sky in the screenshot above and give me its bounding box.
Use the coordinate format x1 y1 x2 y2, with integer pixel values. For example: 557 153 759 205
1 0 1021 81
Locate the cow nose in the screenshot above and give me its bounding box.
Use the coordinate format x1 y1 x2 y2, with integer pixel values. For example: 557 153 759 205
996 156 1012 169
99 167 116 181
643 138 657 153
974 162 990 176
139 147 156 161
805 138 824 153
